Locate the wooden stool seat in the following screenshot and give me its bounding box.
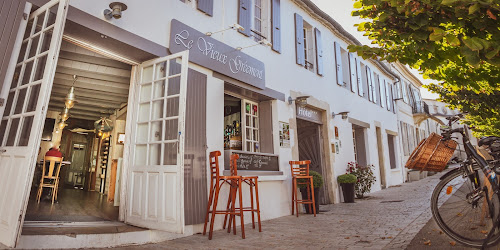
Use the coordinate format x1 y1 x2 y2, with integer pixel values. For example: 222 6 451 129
203 151 245 240
289 160 316 217
224 154 262 232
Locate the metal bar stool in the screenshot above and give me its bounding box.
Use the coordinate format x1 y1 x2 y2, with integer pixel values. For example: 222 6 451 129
203 151 245 239
289 160 316 217
223 154 262 232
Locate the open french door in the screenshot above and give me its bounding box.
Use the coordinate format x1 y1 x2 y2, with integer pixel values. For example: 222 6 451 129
0 0 69 247
125 51 189 233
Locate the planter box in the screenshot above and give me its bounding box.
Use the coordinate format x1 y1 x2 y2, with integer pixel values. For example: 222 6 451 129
408 171 421 182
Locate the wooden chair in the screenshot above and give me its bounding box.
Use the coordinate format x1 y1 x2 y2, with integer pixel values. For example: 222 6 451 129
203 151 245 240
36 156 64 204
224 154 262 232
289 160 316 217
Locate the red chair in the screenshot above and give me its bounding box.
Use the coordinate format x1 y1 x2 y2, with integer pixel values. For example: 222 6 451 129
224 154 262 232
289 160 316 217
203 151 245 239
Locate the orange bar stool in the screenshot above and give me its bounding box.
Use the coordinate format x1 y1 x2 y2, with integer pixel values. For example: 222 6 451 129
289 160 316 217
203 151 245 240
224 154 262 232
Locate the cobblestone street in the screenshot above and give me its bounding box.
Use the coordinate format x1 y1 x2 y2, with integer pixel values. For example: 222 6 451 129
105 171 455 250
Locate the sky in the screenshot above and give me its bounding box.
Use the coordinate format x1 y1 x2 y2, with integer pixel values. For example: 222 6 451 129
310 0 439 99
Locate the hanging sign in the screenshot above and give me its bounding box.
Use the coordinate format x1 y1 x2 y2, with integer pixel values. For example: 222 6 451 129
169 19 265 89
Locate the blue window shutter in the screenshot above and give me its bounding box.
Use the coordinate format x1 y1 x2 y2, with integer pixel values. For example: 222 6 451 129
294 13 305 66
197 0 213 16
271 0 281 53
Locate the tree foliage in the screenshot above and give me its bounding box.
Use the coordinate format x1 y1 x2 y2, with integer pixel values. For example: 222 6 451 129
348 0 500 136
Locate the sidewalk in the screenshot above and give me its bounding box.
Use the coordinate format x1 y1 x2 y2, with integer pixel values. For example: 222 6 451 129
104 172 446 250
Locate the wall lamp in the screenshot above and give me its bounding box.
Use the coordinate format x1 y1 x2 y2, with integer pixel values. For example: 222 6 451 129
206 24 245 36
104 2 128 20
288 95 309 108
332 111 349 120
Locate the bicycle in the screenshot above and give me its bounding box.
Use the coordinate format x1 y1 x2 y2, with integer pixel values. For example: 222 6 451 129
423 114 500 248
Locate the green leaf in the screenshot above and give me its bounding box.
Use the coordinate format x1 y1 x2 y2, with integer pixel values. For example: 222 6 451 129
413 31 429 41
486 47 500 59
353 1 362 8
429 27 446 41
461 46 480 67
441 0 457 5
463 38 484 51
469 3 481 14
446 34 461 46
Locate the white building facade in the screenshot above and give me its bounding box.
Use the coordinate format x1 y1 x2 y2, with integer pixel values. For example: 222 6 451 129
0 0 435 248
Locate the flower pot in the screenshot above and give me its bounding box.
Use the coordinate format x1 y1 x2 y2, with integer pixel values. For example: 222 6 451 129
340 183 355 203
300 187 320 214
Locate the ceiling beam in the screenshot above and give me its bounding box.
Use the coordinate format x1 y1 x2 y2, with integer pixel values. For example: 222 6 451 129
53 74 130 94
56 65 131 84
50 86 128 102
58 50 131 70
49 96 122 109
50 92 125 105
49 102 116 114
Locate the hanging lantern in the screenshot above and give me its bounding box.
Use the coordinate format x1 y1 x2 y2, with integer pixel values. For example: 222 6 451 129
58 121 67 130
64 86 77 109
61 107 70 121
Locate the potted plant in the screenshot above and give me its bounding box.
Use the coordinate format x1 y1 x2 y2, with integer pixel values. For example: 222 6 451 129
346 162 376 198
337 174 357 203
298 170 324 214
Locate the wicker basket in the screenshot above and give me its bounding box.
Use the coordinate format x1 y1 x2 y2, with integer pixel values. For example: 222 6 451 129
405 133 458 172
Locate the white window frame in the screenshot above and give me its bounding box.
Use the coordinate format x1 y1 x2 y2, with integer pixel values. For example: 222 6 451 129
242 99 260 152
250 0 270 42
302 20 315 72
341 48 349 86
380 77 386 108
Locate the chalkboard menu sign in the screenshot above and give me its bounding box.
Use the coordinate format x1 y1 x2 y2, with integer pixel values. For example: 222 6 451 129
224 150 279 171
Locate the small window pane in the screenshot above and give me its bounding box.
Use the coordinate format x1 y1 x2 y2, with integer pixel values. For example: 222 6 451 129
155 62 167 80
150 121 163 142
33 55 47 81
164 119 178 140
253 129 259 141
149 144 161 165
138 103 150 122
0 120 7 145
6 118 20 146
151 100 164 120
18 116 34 146
14 88 28 114
136 123 148 143
11 66 21 89
26 84 41 112
167 77 180 96
153 80 165 99
246 141 252 152
46 4 58 27
142 66 153 83
140 83 152 102
169 59 181 76
18 42 28 63
253 117 258 128
166 97 179 117
134 145 147 165
34 12 45 34
21 61 34 85
163 142 177 165
246 128 251 140
24 19 34 39
28 34 40 58
40 29 53 53
246 115 251 127
4 92 15 116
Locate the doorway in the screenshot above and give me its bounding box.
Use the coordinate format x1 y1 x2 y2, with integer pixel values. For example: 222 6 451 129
296 118 329 204
25 39 131 223
376 127 386 189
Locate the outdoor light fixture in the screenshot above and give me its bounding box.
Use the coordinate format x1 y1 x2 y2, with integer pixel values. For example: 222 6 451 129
104 2 128 20
205 24 245 36
65 86 77 109
57 121 67 130
288 95 310 108
236 39 273 51
332 111 350 120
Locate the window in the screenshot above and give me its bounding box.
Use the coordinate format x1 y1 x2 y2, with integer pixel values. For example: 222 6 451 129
402 81 409 103
385 81 391 111
396 81 402 99
223 94 260 153
379 78 386 108
387 134 397 169
341 48 349 85
303 21 315 72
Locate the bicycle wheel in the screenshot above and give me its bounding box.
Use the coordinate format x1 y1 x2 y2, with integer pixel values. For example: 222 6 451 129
431 167 500 247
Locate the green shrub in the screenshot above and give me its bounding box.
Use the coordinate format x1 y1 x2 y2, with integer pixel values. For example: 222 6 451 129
297 170 324 188
337 174 357 184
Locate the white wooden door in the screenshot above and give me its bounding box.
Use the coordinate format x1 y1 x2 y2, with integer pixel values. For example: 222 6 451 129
125 51 189 233
0 0 69 247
